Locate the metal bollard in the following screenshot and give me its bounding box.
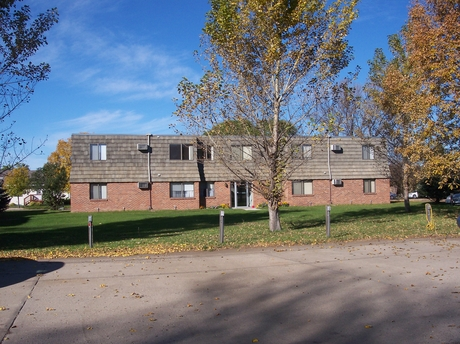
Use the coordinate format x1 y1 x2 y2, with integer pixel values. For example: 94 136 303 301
88 215 93 248
325 205 331 238
219 210 225 243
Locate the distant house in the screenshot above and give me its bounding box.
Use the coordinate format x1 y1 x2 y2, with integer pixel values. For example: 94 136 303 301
69 134 390 212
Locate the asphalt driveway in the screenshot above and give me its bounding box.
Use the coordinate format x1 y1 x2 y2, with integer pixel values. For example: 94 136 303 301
1 238 460 343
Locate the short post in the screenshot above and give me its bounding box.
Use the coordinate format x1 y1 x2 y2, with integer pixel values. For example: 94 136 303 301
325 205 331 237
88 215 93 248
219 210 225 243
425 203 436 230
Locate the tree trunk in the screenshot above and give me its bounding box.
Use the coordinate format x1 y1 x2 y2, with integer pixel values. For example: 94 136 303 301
403 161 411 212
268 200 281 231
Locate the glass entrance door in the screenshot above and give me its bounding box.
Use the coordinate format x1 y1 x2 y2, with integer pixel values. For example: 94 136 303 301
230 182 252 208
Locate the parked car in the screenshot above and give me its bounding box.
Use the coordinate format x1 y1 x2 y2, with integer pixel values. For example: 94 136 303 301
390 192 397 200
445 194 460 205
408 191 418 198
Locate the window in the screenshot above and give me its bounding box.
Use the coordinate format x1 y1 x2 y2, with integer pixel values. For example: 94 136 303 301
362 145 374 160
301 144 312 159
292 144 312 159
90 144 106 160
231 145 252 160
206 182 215 197
363 179 376 193
170 182 194 198
198 145 214 160
292 180 313 195
90 183 107 199
170 144 193 160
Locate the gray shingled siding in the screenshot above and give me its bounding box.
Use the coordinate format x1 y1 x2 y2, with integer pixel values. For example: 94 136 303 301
70 134 389 183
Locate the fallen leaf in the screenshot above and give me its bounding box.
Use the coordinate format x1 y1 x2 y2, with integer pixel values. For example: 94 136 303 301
365 325 373 329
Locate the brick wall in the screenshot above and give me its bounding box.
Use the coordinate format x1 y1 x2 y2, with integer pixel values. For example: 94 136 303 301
284 179 390 206
151 182 200 210
71 183 151 212
201 182 230 208
71 178 390 212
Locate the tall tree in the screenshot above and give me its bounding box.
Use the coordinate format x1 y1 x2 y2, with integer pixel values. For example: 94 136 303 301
47 138 71 192
30 162 67 210
0 183 11 213
365 33 432 212
3 164 30 207
403 0 460 189
0 1 59 173
175 0 358 231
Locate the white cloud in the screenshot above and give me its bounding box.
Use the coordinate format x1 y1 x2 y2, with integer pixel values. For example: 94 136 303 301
58 110 144 133
93 78 177 100
37 0 199 102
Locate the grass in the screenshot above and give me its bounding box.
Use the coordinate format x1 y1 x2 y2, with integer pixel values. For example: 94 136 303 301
1 201 459 259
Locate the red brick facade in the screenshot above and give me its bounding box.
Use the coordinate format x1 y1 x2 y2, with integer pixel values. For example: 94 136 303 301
70 135 391 212
71 178 390 212
284 179 390 206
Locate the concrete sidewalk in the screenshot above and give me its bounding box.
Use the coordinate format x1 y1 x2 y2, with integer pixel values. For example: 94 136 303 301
1 238 460 343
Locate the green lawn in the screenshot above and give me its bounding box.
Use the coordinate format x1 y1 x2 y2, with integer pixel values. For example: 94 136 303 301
1 202 459 259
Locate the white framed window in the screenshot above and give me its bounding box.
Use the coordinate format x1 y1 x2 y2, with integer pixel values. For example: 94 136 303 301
292 180 313 195
90 144 107 161
302 144 312 159
206 182 215 197
363 179 376 193
170 144 193 160
362 145 374 160
231 145 252 160
90 183 107 199
170 182 194 198
198 145 214 160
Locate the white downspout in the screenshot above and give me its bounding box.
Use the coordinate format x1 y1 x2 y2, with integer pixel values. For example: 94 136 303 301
327 135 332 204
327 135 332 180
147 134 152 210
147 134 151 182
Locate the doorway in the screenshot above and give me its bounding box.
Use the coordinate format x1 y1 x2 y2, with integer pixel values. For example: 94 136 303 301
230 181 252 208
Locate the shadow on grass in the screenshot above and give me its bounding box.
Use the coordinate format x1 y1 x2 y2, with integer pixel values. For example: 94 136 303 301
0 210 271 251
284 202 428 230
0 202 446 251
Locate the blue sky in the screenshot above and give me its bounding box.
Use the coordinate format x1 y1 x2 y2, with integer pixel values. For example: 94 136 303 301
12 0 410 169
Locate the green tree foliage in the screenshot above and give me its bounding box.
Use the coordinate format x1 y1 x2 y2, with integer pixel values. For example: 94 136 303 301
0 183 11 213
175 0 358 231
0 1 59 173
3 164 30 207
207 119 297 136
417 176 453 203
30 162 67 210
